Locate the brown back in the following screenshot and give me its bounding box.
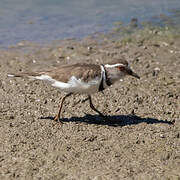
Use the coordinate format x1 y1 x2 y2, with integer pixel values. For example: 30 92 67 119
40 63 102 83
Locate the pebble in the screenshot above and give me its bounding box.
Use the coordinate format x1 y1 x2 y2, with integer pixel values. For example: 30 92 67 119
32 59 36 63
160 134 165 138
160 152 170 161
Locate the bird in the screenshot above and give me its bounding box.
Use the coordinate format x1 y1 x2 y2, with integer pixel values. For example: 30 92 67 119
8 58 140 123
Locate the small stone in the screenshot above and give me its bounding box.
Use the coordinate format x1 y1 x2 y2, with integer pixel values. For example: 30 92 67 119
170 50 174 53
162 42 169 46
153 43 160 47
152 67 160 76
160 134 165 138
9 123 13 127
154 67 160 71
32 59 36 63
160 152 170 161
145 64 150 68
9 115 14 120
87 46 93 51
176 133 179 138
66 46 74 50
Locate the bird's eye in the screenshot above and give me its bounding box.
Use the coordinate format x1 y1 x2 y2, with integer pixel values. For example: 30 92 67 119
117 66 125 71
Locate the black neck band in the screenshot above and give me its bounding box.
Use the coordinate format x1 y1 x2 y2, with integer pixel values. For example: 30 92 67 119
98 72 104 92
98 65 112 92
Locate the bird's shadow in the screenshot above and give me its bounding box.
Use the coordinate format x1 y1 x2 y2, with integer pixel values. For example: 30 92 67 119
40 114 174 127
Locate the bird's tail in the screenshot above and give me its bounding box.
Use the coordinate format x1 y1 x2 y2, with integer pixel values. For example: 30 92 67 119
7 72 41 80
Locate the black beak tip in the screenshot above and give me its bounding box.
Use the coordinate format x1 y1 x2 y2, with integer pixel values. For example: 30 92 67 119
126 67 140 79
131 72 140 79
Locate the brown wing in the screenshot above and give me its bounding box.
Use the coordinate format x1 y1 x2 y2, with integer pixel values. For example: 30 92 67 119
41 63 102 83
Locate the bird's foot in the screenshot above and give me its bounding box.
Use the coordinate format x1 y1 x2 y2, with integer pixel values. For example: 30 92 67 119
54 115 63 124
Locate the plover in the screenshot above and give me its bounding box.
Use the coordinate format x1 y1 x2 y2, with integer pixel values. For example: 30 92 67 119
8 58 140 123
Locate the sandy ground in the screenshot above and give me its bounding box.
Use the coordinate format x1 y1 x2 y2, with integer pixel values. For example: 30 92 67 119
0 28 180 179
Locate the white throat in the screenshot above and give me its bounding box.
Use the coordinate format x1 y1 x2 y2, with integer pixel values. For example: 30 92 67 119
100 65 109 88
104 64 126 83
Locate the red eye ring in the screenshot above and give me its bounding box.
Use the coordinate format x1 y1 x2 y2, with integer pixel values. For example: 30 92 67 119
117 66 125 70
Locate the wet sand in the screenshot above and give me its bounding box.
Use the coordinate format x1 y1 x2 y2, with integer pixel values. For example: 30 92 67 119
0 28 180 179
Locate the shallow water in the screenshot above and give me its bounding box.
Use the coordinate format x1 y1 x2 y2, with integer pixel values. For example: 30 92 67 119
0 0 180 47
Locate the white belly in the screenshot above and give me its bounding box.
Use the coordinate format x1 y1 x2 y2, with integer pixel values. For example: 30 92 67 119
35 75 101 94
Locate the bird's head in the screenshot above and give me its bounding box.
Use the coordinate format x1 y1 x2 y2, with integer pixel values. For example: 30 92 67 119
104 58 140 82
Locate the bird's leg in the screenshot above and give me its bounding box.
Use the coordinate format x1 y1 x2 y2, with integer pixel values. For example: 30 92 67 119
54 93 72 123
88 95 104 117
